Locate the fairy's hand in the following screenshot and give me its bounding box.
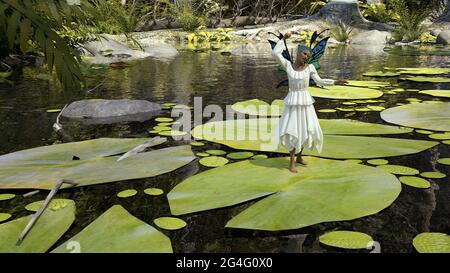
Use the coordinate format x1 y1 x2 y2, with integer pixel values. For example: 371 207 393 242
284 32 292 39
335 79 348 86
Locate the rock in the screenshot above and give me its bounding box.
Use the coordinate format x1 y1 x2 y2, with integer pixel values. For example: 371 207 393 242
350 30 391 45
431 28 442 37
139 38 179 61
61 99 162 124
82 35 151 64
436 30 450 45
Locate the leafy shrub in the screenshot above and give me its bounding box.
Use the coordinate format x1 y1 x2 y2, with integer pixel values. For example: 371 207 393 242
330 21 354 43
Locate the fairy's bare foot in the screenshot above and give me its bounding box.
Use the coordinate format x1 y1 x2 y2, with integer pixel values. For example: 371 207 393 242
296 157 307 165
289 164 298 173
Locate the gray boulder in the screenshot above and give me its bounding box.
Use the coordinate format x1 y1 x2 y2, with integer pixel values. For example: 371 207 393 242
139 38 179 61
62 99 161 124
350 30 391 45
436 30 450 45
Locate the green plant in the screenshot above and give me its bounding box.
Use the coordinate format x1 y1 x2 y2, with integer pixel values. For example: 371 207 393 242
159 0 206 31
361 3 400 23
330 21 354 43
419 32 436 43
0 0 99 90
294 30 314 44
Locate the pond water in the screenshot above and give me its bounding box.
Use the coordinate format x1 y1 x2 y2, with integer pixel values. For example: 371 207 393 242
0 43 449 253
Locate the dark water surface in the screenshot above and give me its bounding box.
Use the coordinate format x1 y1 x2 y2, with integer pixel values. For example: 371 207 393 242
0 44 449 253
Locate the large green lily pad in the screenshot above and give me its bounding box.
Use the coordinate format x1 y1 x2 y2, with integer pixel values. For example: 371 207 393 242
419 90 450 98
397 67 450 75
0 200 75 252
232 99 285 117
0 142 195 189
309 86 383 100
381 103 450 131
52 205 172 253
400 76 450 83
346 80 390 88
413 232 450 253
168 156 401 231
191 118 437 159
363 71 400 77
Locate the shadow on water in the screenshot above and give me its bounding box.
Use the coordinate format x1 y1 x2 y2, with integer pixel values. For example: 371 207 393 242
0 43 448 253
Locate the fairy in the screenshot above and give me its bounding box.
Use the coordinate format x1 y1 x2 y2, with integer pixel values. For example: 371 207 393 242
269 31 347 173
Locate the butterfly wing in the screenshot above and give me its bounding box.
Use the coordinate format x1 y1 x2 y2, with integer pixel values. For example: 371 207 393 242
307 37 329 70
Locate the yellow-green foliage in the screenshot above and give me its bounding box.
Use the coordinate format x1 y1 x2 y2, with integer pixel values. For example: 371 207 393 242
187 26 233 44
294 30 314 44
361 3 400 23
419 32 436 43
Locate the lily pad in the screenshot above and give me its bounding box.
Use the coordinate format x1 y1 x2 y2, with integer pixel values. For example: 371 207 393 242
190 141 205 147
319 231 374 249
0 193 15 201
342 102 357 106
419 90 450 98
399 176 430 188
155 117 174 122
0 142 195 189
0 200 75 252
153 217 187 230
25 199 72 212
437 158 450 165
336 107 355 112
206 149 227 155
157 122 174 126
199 156 229 167
52 205 173 253
367 159 389 165
117 189 137 198
252 154 268 160
191 118 437 159
413 232 450 253
428 133 450 140
318 109 337 113
168 156 401 231
144 188 164 196
152 126 172 132
416 130 434 135
376 165 419 175
381 103 450 131
344 159 362 164
397 67 450 75
346 80 390 88
309 85 383 100
0 213 12 222
363 71 400 77
420 172 446 179
400 76 450 83
196 152 210 157
227 152 254 160
367 106 385 111
232 99 285 116
46 109 62 113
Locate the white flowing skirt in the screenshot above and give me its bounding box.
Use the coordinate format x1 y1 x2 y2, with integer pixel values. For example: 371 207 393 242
275 104 323 153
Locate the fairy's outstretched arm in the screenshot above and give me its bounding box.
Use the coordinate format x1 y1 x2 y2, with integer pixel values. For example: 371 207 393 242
309 64 334 86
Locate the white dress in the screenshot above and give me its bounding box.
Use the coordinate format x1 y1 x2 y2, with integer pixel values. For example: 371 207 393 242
272 39 335 154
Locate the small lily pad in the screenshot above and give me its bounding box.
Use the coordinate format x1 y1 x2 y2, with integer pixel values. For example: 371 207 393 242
416 130 434 135
162 103 177 107
117 189 137 198
428 133 450 140
190 141 205 147
0 194 15 201
399 176 430 188
157 122 174 126
155 117 174 122
376 165 419 175
319 231 374 249
153 126 172 132
342 102 357 106
252 154 268 160
0 213 11 222
153 217 187 230
318 109 337 113
196 152 210 157
148 130 160 134
367 159 389 165
206 149 227 156
413 232 450 253
420 172 446 179
46 109 62 113
199 156 229 167
336 107 355 112
444 140 450 145
355 107 372 112
367 106 385 111
227 152 254 160
144 188 164 196
437 158 450 165
397 67 450 75
25 199 72 212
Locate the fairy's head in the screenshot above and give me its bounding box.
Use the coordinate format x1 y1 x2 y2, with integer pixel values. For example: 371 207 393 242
296 44 312 64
